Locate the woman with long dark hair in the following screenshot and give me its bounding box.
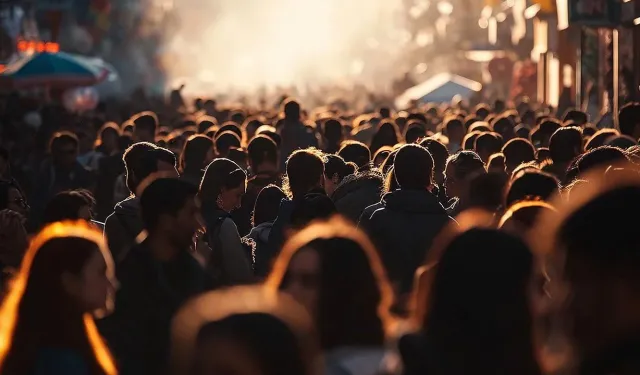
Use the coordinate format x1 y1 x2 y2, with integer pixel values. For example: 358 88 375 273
266 217 394 375
199 158 253 285
400 228 540 375
0 221 117 374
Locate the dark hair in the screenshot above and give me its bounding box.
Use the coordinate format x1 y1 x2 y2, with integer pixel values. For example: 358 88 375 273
253 185 286 226
502 138 536 171
384 166 399 193
0 223 116 375
180 135 213 175
463 131 481 150
475 104 491 119
404 123 427 144
338 141 371 168
488 153 506 172
283 99 301 121
324 154 356 183
284 149 325 198
49 131 79 153
618 102 640 137
539 119 562 140
199 158 247 205
370 121 400 155
605 135 636 149
468 122 491 134
259 130 282 148
323 119 343 143
445 118 464 135
467 172 509 212
394 144 434 189
214 131 242 157
43 190 95 225
218 122 243 141
563 109 588 125
423 228 539 375
420 138 449 175
573 146 628 176
475 132 503 159
446 151 485 181
194 313 310 375
95 123 120 151
585 129 619 151
247 135 278 168
492 116 515 139
0 146 8 163
505 169 559 208
123 142 176 195
140 178 198 232
132 111 158 135
197 116 218 135
268 218 392 351
373 147 392 167
549 127 583 163
499 200 556 232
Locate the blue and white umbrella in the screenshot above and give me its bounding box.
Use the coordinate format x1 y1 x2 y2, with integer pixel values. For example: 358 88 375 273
0 52 109 89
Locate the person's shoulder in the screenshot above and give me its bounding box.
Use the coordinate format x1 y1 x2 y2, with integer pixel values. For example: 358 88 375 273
33 348 89 375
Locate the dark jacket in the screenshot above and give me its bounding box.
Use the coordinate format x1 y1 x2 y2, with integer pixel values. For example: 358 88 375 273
202 204 253 285
261 187 325 276
99 241 209 375
104 196 143 263
362 189 454 293
331 170 384 223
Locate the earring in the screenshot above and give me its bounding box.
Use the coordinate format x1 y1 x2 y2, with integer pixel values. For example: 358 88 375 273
216 195 224 210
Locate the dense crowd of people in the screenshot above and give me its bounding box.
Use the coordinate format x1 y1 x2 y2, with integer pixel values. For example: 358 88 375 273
0 91 639 375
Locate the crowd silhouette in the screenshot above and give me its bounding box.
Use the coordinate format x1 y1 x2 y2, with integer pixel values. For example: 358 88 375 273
0 91 639 375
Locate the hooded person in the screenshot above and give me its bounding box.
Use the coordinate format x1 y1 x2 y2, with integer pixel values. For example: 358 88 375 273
103 142 178 263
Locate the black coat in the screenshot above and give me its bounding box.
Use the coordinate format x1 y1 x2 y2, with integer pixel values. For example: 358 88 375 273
362 189 454 293
99 241 209 375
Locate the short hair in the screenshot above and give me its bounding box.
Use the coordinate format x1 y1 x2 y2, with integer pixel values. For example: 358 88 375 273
573 146 628 176
499 200 557 232
619 102 640 137
605 135 637 149
404 123 427 144
549 127 583 163
338 141 371 168
180 135 213 174
218 122 243 140
488 153 506 172
323 119 343 142
140 178 198 232
502 138 535 169
324 154 356 181
123 142 176 195
420 138 449 174
445 118 464 135
463 131 481 150
539 119 562 138
49 131 79 153
215 131 242 156
562 109 588 125
247 135 278 168
585 129 619 151
253 185 286 227
475 132 503 155
282 99 301 120
446 150 485 181
43 190 95 225
468 121 491 133
284 149 325 198
492 116 515 138
196 115 218 134
505 169 560 208
394 144 434 189
132 111 158 134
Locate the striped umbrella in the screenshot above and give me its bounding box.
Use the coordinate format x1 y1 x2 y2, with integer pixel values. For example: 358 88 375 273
0 52 109 89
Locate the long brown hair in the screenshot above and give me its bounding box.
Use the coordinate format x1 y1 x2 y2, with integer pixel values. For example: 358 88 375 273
0 221 117 375
266 217 394 350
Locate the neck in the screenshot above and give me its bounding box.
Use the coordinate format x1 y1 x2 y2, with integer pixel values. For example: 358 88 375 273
147 232 180 261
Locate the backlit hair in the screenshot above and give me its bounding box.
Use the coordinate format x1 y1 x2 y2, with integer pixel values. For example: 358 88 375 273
0 221 117 375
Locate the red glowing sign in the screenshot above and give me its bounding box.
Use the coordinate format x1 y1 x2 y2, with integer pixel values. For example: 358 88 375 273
17 40 60 53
